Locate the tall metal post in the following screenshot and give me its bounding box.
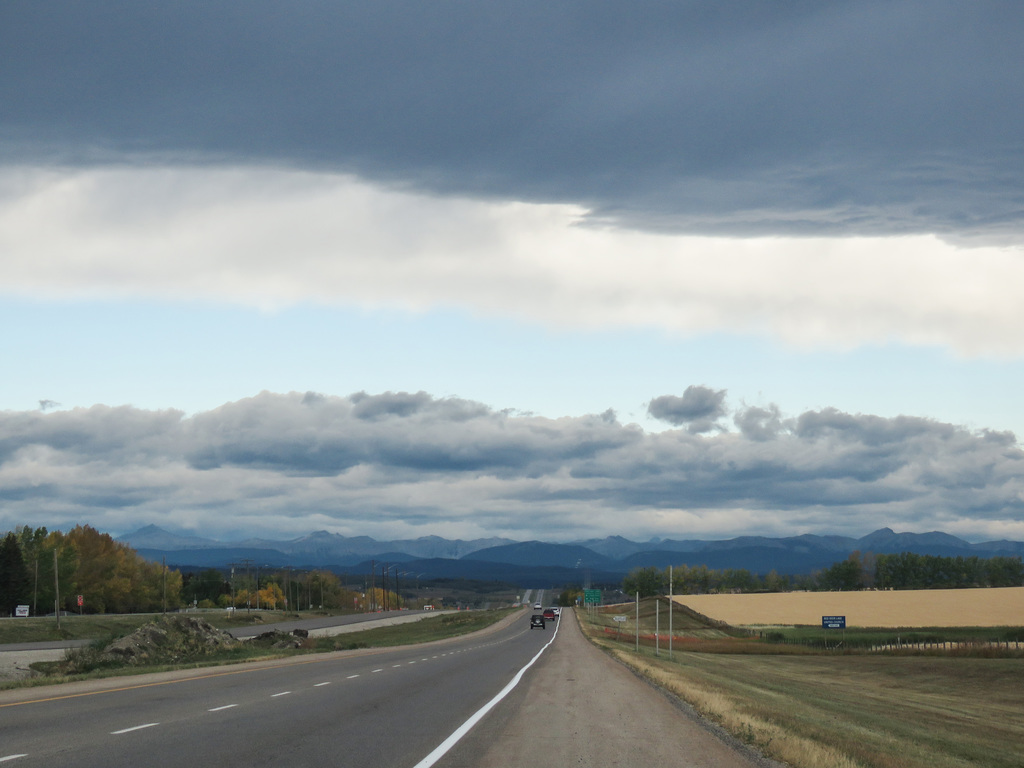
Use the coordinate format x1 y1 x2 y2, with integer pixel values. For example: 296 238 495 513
369 560 376 611
669 565 673 660
635 591 639 651
53 548 60 631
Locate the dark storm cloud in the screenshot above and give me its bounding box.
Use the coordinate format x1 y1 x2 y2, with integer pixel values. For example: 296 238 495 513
2 2 1022 241
648 386 727 433
1 391 1022 539
183 391 637 477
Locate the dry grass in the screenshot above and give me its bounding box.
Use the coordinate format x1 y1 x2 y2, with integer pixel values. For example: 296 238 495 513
579 610 1024 768
620 652 862 768
676 586 1024 628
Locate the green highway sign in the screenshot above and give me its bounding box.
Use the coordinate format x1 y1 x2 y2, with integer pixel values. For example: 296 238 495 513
584 589 601 604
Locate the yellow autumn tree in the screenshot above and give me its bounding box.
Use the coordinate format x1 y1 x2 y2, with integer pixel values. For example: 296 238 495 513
258 582 285 609
65 525 182 613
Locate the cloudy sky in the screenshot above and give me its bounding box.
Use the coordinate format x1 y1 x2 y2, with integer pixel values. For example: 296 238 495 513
2 2 1023 544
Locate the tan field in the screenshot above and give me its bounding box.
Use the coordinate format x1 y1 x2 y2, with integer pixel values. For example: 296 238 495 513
675 585 1024 627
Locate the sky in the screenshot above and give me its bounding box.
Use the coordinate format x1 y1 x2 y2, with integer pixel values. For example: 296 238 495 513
2 2 1024 544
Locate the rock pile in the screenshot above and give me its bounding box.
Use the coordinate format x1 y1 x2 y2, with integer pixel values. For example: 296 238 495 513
102 616 239 664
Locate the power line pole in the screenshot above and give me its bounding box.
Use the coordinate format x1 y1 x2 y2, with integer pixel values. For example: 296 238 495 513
239 558 254 613
369 560 376 611
53 548 60 631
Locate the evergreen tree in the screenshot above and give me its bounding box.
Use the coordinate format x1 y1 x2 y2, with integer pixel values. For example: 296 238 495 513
0 532 31 616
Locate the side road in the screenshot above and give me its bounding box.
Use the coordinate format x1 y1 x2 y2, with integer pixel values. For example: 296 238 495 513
437 608 785 768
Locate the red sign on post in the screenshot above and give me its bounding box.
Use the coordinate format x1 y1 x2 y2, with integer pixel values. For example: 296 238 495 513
77 595 84 607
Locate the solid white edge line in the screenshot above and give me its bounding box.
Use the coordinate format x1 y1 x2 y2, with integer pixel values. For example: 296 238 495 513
111 723 159 735
411 617 561 768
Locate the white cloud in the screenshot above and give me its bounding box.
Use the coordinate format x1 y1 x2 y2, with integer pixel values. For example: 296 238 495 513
2 165 1023 356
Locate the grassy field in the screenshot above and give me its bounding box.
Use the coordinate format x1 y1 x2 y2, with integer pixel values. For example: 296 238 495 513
0 609 342 644
580 601 1024 768
675 586 1024 628
310 609 515 651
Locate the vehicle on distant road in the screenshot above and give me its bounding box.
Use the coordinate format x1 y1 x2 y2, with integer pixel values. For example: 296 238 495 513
542 608 557 622
530 614 546 629
533 602 542 609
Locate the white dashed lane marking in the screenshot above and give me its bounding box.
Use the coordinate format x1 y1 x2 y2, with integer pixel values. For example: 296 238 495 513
208 704 237 712
111 723 159 735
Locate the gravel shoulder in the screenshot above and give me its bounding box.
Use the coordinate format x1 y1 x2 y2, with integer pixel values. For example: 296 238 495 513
438 608 783 768
0 648 66 681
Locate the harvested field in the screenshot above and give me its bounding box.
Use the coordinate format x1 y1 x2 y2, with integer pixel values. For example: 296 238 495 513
677 586 1024 627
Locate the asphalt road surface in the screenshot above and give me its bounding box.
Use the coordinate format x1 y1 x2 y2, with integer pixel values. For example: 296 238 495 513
437 610 777 768
0 610 776 768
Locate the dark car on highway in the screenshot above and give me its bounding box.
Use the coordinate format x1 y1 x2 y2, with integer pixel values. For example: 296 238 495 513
530 614 546 629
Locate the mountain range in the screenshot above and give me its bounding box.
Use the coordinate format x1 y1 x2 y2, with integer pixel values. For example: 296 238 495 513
119 525 1024 586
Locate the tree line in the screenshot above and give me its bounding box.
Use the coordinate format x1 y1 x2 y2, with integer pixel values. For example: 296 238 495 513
180 566 371 612
1 525 182 616
0 524 389 617
622 551 1024 598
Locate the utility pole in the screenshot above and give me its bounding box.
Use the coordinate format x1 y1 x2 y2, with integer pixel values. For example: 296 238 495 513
162 556 167 614
668 565 673 660
635 592 639 652
53 548 60 631
369 560 376 612
239 558 254 612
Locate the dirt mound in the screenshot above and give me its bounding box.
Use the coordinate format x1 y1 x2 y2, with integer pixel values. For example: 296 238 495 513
248 628 307 650
102 616 239 664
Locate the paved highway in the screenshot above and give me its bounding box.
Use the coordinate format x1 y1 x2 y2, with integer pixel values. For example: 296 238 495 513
1 609 775 767
0 611 553 768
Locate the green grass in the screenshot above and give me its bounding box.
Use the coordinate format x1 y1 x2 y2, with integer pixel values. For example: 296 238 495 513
586 598 747 638
0 609 345 644
312 609 516 651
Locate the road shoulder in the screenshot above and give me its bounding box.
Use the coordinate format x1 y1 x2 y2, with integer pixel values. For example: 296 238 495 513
437 609 784 768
